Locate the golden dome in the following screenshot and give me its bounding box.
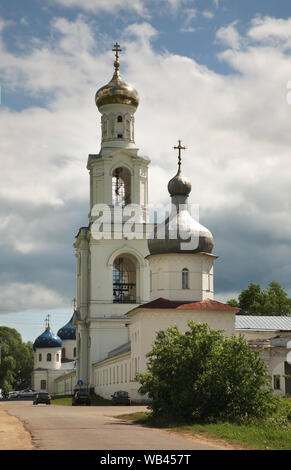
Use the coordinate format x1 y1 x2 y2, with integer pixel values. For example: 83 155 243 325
95 42 139 110
95 70 139 109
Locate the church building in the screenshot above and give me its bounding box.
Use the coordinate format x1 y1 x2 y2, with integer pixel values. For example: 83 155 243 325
32 44 291 399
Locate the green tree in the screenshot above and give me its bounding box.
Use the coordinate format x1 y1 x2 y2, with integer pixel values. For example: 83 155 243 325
137 322 276 423
0 327 34 392
229 281 291 316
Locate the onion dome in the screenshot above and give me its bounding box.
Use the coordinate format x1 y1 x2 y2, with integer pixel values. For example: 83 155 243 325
57 316 76 341
168 169 192 197
33 317 62 351
95 42 139 110
148 140 214 255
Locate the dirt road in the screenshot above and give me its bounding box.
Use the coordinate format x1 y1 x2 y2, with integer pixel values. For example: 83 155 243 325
0 401 243 451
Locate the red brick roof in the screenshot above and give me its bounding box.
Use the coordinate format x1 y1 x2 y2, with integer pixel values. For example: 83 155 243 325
131 297 239 312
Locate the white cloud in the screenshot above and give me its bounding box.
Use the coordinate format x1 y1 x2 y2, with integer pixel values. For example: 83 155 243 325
0 282 67 313
1 13 291 312
51 0 193 18
247 16 291 50
216 21 241 49
51 0 150 18
202 10 214 19
180 8 197 33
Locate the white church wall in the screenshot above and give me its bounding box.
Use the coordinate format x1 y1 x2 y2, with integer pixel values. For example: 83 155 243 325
93 352 135 399
149 253 216 302
128 308 236 375
236 330 279 341
88 239 150 309
61 339 76 361
34 347 62 370
55 371 76 396
88 318 129 366
33 369 70 395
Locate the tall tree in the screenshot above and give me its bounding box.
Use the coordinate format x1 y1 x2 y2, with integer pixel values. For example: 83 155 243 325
227 281 291 316
0 327 34 392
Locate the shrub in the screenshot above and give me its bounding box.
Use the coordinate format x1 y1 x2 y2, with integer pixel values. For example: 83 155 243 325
137 322 277 423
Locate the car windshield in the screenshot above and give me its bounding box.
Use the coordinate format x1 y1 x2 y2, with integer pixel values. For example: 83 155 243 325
77 392 89 396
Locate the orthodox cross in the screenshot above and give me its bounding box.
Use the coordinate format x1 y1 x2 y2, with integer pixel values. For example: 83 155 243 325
45 314 51 330
174 139 186 171
112 42 122 72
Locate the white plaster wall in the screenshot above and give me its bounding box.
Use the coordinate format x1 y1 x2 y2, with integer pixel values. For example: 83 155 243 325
93 352 145 401
89 239 150 307
34 347 62 370
148 253 216 302
55 372 76 396
128 308 236 374
61 339 77 361
236 330 280 341
33 369 71 395
88 318 129 365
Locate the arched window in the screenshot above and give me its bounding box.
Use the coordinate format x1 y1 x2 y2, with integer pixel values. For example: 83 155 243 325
112 167 131 206
47 353 52 362
39 353 42 362
113 255 137 303
56 353 60 362
62 348 66 359
182 268 189 289
117 115 123 122
73 347 77 357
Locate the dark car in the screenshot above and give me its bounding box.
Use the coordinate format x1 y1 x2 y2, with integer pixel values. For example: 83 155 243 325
111 391 131 405
33 392 51 405
72 391 91 406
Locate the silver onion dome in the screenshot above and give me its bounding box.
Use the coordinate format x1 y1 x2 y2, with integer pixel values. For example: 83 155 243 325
148 140 214 255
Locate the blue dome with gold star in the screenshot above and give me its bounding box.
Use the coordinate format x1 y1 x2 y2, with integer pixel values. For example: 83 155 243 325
33 327 62 351
57 316 76 341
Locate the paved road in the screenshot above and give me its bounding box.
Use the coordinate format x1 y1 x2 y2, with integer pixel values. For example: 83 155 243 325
1 401 232 451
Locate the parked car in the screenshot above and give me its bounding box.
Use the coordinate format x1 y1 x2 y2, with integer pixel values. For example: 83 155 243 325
33 392 51 405
111 391 131 405
17 389 38 398
72 391 91 406
9 391 20 399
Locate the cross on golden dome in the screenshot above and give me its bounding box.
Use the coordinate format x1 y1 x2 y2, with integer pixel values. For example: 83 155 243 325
173 139 186 171
112 42 122 72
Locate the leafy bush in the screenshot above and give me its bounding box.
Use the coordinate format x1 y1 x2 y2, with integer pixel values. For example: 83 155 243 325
137 322 277 423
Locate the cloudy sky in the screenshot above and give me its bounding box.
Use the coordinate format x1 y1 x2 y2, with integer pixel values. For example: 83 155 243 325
1 0 291 342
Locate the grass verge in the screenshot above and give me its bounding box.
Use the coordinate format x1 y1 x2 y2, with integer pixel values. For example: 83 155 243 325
117 398 291 450
51 394 112 406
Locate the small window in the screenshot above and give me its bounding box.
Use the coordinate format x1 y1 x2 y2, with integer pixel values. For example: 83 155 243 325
40 380 46 390
56 353 60 362
117 133 123 138
39 353 42 362
62 347 66 359
47 353 52 362
274 375 280 390
182 268 189 289
117 115 123 122
73 347 76 357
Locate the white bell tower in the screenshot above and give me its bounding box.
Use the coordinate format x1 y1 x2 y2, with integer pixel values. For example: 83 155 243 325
74 44 150 390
